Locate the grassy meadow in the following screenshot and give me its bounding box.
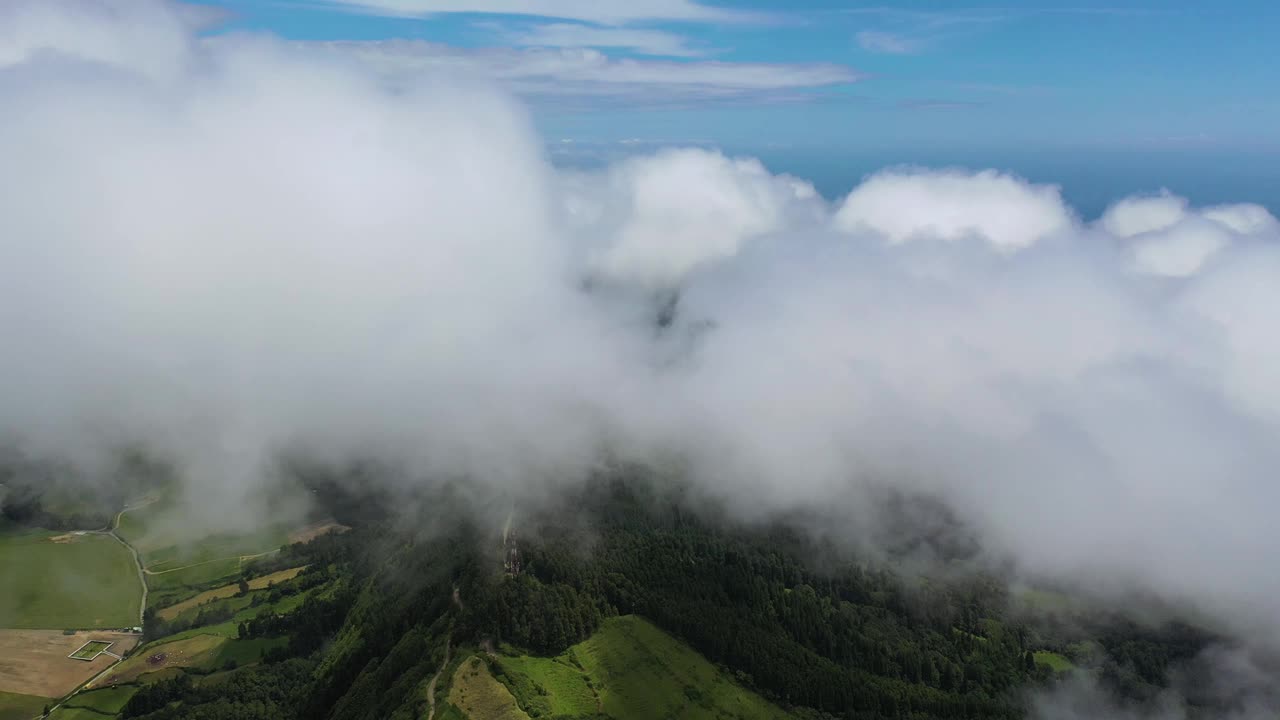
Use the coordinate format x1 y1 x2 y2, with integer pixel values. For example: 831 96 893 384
488 616 792 720
1034 650 1076 673
0 690 50 720
46 706 109 720
447 656 530 720
0 531 141 629
63 685 138 714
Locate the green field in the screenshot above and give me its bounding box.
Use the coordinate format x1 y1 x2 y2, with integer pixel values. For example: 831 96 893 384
48 707 108 720
70 640 112 659
489 616 792 720
118 501 287 567
0 531 142 629
1034 650 1076 673
65 685 138 714
0 690 50 720
496 653 597 716
145 558 243 595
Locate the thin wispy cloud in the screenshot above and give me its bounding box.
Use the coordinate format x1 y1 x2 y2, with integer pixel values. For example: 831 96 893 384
847 8 1007 56
854 30 921 55
843 6 1149 25
847 6 1149 55
844 6 1012 30
315 0 763 26
897 98 986 110
497 23 709 58
951 82 1056 96
296 38 862 109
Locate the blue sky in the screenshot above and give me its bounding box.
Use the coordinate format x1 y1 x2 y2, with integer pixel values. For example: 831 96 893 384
202 0 1280 211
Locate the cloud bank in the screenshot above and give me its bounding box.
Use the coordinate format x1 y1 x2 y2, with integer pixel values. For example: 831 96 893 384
834 168 1075 250
5 0 1280 696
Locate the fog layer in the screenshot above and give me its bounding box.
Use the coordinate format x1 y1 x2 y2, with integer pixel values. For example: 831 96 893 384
4 0 1280 663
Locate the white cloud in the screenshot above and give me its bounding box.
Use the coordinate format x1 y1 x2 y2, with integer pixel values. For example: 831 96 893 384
562 148 825 287
0 0 198 81
1128 216 1235 278
312 39 862 108
1203 202 1280 235
834 168 1074 250
1101 192 1279 277
1100 191 1190 237
318 0 756 26
854 30 921 55
499 22 706 57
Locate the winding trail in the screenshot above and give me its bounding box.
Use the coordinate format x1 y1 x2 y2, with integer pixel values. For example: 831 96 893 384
422 588 466 720
423 635 452 720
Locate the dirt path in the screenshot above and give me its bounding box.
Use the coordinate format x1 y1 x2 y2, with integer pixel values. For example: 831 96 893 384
422 588 467 720
423 635 452 720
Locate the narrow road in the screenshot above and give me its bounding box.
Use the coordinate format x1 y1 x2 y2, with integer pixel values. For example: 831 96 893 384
107 500 151 625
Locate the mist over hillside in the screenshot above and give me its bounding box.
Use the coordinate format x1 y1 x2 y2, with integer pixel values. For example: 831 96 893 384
3 2 1280 717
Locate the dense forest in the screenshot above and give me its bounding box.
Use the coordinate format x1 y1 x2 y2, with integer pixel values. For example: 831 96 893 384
107 470 1224 719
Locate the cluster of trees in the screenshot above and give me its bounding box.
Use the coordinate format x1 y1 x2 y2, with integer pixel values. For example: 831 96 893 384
239 582 355 659
1094 619 1211 702
121 658 317 720
142 598 245 642
484 573 604 654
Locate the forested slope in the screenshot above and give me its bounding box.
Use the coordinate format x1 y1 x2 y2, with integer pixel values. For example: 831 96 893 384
111 473 1223 719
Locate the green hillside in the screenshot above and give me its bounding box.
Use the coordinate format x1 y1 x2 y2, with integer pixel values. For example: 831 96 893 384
487 616 791 720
